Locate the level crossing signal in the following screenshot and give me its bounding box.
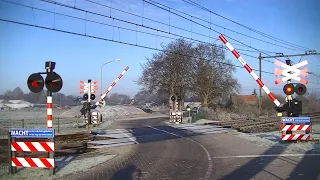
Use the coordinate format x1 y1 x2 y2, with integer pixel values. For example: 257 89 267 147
83 93 96 101
27 72 63 93
171 95 176 101
283 83 307 96
27 73 44 93
45 72 63 93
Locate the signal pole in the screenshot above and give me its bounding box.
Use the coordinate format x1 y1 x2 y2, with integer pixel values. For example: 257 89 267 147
286 60 293 117
87 79 92 127
258 53 262 116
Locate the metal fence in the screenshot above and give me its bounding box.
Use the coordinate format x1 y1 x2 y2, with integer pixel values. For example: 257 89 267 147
0 117 62 139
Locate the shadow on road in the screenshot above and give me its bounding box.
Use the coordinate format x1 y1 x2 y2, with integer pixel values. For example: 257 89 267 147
288 148 320 180
220 142 320 180
110 164 141 180
220 144 286 180
255 133 281 143
55 155 78 172
129 125 208 144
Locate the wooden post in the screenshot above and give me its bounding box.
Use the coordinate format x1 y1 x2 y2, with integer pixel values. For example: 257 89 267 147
9 135 17 174
22 119 25 128
49 130 55 175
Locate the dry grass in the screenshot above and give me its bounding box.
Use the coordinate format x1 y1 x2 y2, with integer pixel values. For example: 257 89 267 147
205 93 320 122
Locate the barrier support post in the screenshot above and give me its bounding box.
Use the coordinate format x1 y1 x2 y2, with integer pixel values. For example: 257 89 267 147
50 131 55 175
47 90 55 175
8 134 17 174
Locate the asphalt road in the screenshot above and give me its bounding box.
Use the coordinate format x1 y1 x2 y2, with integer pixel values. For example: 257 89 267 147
65 117 320 180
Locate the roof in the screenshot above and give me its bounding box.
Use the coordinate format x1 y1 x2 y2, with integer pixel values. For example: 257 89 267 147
231 95 257 105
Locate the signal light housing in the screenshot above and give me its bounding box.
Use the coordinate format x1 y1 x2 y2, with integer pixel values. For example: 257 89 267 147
295 83 307 96
283 83 307 96
177 96 182 101
289 99 302 116
90 94 95 100
171 95 176 101
83 94 88 100
45 72 63 93
283 83 294 95
27 73 44 93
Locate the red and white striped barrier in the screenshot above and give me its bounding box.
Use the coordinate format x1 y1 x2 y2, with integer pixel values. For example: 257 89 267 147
11 142 54 152
11 157 54 168
96 66 129 106
281 134 310 141
47 96 53 128
218 34 280 107
280 124 310 141
281 124 310 132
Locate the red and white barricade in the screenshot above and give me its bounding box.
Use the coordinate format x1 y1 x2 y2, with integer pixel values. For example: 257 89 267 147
9 129 55 175
10 141 55 169
280 124 310 141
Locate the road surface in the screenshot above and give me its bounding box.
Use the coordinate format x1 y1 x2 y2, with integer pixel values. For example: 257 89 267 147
64 117 320 180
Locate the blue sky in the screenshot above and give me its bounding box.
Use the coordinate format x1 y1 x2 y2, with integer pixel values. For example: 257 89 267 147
0 0 319 99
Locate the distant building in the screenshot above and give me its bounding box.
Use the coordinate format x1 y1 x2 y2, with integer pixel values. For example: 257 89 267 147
183 97 201 109
231 95 257 105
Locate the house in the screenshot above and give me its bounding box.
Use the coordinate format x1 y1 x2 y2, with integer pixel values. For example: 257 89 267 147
183 97 201 109
231 95 257 105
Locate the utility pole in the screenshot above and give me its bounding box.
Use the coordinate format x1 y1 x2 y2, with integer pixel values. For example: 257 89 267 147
285 60 293 117
87 79 92 128
258 53 262 116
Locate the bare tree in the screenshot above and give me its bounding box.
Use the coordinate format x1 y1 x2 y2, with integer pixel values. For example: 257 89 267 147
192 43 240 108
138 39 194 104
12 87 24 100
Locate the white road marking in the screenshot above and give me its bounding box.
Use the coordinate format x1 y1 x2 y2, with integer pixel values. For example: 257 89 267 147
65 156 73 162
146 125 213 180
211 153 320 159
55 157 64 162
117 129 139 144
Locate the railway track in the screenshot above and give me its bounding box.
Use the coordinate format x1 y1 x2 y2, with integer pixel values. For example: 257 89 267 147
212 112 320 134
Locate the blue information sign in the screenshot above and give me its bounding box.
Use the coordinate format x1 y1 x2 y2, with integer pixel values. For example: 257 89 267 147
9 128 54 138
281 117 310 124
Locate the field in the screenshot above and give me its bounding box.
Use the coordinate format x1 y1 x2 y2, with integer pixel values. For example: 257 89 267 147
0 105 151 137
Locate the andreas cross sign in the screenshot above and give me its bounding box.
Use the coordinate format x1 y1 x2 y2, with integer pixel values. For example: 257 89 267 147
274 60 308 85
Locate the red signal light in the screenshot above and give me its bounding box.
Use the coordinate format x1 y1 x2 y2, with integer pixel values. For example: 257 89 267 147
45 72 63 93
295 83 307 96
29 80 39 88
27 73 44 93
286 87 292 93
283 84 294 95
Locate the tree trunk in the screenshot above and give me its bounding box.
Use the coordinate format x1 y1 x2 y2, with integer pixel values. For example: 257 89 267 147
202 93 209 110
169 86 174 111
